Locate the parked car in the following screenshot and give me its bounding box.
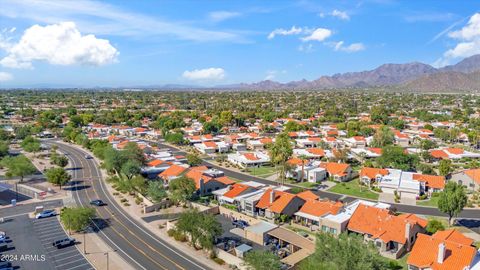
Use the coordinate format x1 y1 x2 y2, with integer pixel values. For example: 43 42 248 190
35 210 56 219
232 220 248 229
52 237 76 249
84 155 92 159
0 242 8 252
89 199 105 206
0 231 6 241
0 261 12 269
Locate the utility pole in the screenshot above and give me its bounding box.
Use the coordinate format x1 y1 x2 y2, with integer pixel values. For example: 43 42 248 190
83 231 86 254
105 252 109 270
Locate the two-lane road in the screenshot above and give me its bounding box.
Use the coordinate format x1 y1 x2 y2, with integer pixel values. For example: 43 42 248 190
50 141 211 270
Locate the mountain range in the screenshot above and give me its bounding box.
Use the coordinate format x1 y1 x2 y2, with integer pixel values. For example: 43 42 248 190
221 54 480 92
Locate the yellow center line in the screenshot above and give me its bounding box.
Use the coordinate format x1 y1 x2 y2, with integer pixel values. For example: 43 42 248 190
67 145 185 270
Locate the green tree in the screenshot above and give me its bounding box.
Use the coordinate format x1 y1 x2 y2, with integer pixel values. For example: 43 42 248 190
103 147 127 176
186 153 202 166
45 167 71 190
1 155 37 182
300 232 393 270
377 145 418 171
52 155 69 167
168 176 196 205
269 132 293 185
60 207 96 233
370 126 394 148
438 182 467 225
419 139 437 150
0 140 8 158
121 160 141 180
298 154 309 182
425 219 445 234
131 175 147 193
175 209 222 251
123 142 146 165
147 180 167 203
21 135 41 154
244 250 282 270
438 159 453 176
164 132 185 145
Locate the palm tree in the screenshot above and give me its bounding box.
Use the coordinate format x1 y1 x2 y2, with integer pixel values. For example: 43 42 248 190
298 154 309 182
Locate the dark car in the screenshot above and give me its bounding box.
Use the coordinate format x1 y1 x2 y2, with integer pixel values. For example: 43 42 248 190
0 261 11 268
90 199 105 206
52 237 76 249
232 220 248 229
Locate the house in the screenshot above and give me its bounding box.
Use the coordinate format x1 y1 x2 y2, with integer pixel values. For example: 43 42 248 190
360 168 445 198
344 136 367 148
322 137 344 148
247 138 273 151
227 152 271 168
294 199 343 230
395 131 412 147
217 182 261 206
295 137 322 148
194 141 230 154
256 189 306 220
286 159 327 183
293 148 327 160
184 167 236 196
407 229 480 270
450 169 480 191
142 159 171 178
429 148 480 160
351 147 382 160
158 164 188 184
347 204 427 259
319 162 354 182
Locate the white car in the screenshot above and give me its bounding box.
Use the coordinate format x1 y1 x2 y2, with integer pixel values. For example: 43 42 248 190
35 210 56 219
0 231 5 241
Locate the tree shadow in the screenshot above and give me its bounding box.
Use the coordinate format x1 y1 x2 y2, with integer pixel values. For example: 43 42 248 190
89 217 111 232
456 219 480 229
66 167 83 171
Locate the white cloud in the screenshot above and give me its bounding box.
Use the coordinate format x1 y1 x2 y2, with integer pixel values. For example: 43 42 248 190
264 70 286 80
182 68 225 81
331 10 350 20
434 13 480 67
301 28 332 42
0 22 118 69
298 43 314 53
208 11 241 22
332 41 365 52
268 26 303 39
0 72 13 82
0 0 244 42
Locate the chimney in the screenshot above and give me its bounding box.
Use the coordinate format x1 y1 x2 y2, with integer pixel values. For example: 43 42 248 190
437 243 446 264
269 190 275 204
199 178 204 193
405 222 411 241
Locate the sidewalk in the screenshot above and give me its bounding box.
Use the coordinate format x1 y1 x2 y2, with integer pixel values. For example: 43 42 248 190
63 141 225 270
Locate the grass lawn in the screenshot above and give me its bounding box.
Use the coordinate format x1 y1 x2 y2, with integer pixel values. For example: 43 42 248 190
416 196 439 207
396 254 408 270
297 182 319 188
246 166 277 177
328 179 379 200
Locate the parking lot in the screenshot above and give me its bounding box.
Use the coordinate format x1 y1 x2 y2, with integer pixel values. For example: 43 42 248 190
32 215 93 270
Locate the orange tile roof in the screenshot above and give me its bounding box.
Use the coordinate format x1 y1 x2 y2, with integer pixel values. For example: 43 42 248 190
256 189 285 209
308 137 322 142
359 167 388 179
287 158 308 166
259 138 273 144
186 169 212 189
214 176 236 186
348 204 426 244
319 162 350 177
412 174 445 189
298 200 343 217
407 233 476 270
446 148 464 155
368 148 383 155
203 134 214 140
269 192 298 214
306 148 325 156
398 213 428 228
352 136 366 141
159 164 186 179
432 229 474 246
243 153 259 161
223 184 250 198
203 141 217 148
465 169 480 184
296 190 319 201
430 150 449 159
147 159 164 167
288 132 298 137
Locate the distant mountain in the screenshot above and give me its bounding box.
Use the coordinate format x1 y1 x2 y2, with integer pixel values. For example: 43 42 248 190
403 71 480 92
223 54 480 92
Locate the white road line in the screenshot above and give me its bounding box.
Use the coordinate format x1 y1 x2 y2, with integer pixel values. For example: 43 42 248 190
64 262 90 270
55 253 83 262
36 227 63 234
1 213 28 219
51 249 78 258
62 143 146 270
39 231 65 239
56 257 87 268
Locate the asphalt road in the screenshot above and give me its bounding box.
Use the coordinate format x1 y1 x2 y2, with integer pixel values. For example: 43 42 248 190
50 141 210 270
156 142 480 219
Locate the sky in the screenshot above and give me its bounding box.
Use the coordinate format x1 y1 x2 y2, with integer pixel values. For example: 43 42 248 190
0 0 479 88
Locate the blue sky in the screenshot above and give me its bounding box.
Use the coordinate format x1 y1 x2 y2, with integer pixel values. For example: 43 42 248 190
0 0 479 87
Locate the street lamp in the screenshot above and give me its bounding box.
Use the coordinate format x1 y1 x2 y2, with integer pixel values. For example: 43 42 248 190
104 252 109 270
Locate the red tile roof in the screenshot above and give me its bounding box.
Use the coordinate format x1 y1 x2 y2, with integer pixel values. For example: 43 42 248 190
297 200 343 217
159 165 186 179
359 167 389 180
412 174 446 189
223 184 250 198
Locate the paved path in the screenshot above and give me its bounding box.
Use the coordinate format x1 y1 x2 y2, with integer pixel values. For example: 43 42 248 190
50 141 211 270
